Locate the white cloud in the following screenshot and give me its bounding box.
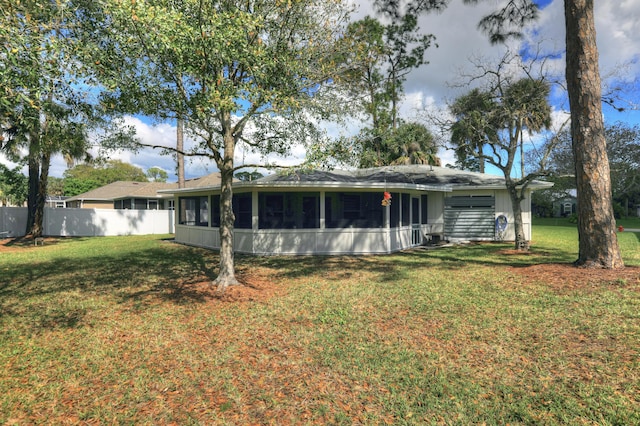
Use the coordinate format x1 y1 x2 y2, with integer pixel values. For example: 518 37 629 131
33 0 638 180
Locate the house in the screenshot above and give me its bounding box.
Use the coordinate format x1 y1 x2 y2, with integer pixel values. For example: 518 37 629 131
552 194 577 217
65 181 175 209
64 173 222 210
45 195 68 208
161 165 553 255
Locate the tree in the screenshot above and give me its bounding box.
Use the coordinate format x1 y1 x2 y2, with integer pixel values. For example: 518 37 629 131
388 122 440 166
450 88 499 173
1 1 84 235
47 177 65 198
342 14 436 167
362 121 439 167
64 160 148 184
62 178 101 198
606 123 640 217
343 17 389 136
503 78 552 178
1 0 128 236
0 165 28 207
545 123 640 218
147 167 169 183
235 170 264 182
77 0 352 290
450 64 552 250
378 0 624 268
63 160 148 196
564 0 622 268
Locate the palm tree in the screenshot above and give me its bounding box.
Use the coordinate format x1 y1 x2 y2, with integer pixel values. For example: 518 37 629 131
502 79 551 177
450 89 499 173
449 77 551 251
387 122 440 166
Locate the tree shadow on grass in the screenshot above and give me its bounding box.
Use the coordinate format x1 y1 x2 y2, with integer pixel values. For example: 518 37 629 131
241 253 406 283
0 244 220 333
398 242 577 267
243 242 576 284
0 239 603 335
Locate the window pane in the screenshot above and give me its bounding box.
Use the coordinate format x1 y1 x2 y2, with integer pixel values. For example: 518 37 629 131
199 196 209 226
179 198 197 225
412 197 420 225
302 195 319 228
259 192 320 229
326 192 383 228
134 198 147 210
211 195 220 227
233 193 252 229
421 195 428 224
390 192 400 228
259 194 283 229
402 193 410 226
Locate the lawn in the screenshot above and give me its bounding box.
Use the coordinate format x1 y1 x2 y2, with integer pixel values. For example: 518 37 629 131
1 226 639 425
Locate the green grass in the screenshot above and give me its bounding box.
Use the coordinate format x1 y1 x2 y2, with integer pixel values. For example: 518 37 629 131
1 230 639 424
532 217 640 265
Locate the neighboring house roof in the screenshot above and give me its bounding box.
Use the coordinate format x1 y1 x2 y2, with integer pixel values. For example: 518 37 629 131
161 165 553 194
66 181 174 202
66 172 223 202
182 172 224 189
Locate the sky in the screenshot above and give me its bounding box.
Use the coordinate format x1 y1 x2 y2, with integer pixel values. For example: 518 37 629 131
3 0 639 182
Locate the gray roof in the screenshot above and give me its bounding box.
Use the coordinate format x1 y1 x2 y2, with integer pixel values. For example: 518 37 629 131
65 181 172 202
66 172 222 201
257 165 507 186
162 165 553 194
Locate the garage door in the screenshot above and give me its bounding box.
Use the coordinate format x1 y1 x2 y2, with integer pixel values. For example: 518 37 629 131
444 195 495 239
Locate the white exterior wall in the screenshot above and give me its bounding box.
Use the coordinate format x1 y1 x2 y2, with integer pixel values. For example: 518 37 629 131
255 228 389 255
0 207 174 237
171 186 536 255
493 190 533 241
176 226 392 255
389 227 412 252
438 188 533 242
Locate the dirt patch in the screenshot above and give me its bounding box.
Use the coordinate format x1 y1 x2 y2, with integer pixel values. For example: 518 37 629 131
181 268 285 304
0 236 57 251
508 263 640 292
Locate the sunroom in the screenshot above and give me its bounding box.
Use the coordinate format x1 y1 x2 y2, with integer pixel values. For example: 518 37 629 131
163 165 548 255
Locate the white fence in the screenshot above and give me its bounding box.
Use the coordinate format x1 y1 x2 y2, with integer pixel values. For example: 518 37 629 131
0 207 174 238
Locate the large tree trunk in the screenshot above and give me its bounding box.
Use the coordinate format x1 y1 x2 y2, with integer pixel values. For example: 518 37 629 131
25 134 40 236
564 0 623 268
214 127 240 292
31 151 51 237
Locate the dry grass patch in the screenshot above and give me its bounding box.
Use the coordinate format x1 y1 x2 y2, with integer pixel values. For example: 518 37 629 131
1 234 639 424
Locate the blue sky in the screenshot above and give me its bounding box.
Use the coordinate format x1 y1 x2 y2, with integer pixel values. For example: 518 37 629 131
3 0 638 181
535 0 554 8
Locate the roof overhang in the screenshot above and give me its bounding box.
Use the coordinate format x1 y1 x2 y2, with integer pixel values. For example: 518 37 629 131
111 194 173 201
159 180 454 195
157 166 555 196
